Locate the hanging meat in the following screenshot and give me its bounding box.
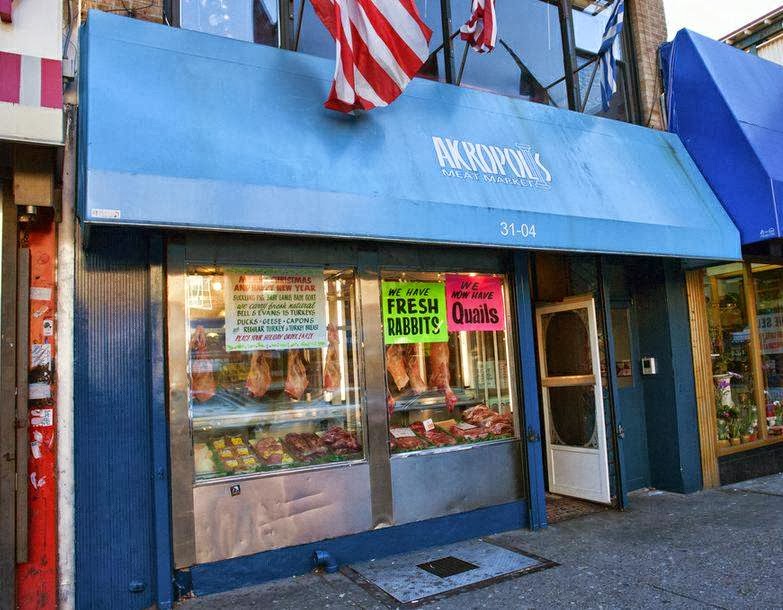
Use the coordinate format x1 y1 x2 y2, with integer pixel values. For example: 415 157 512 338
386 391 396 416
284 349 309 400
429 341 458 411
404 344 427 394
246 351 272 399
189 325 216 402
386 344 409 391
323 323 341 392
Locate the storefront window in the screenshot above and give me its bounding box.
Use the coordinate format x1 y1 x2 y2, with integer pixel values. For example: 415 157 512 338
704 264 759 448
381 272 517 453
180 0 279 46
451 0 567 105
186 266 364 481
573 0 631 121
752 264 783 438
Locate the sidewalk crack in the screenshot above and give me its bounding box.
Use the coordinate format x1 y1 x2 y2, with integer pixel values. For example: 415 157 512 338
647 583 729 609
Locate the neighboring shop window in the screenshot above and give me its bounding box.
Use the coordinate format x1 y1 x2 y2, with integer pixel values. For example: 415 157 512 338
381 272 517 453
179 0 279 46
704 264 760 450
186 266 364 481
752 264 783 438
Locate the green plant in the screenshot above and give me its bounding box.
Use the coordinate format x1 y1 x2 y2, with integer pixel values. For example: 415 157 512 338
739 405 758 435
716 419 729 441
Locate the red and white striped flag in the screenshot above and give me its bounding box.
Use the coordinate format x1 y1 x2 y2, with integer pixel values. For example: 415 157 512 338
309 0 433 113
459 0 497 53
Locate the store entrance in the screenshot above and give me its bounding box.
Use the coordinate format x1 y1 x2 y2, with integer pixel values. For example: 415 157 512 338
535 297 611 504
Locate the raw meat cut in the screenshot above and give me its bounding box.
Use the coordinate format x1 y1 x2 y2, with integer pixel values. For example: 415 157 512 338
284 350 309 400
481 413 514 435
386 344 409 391
246 351 272 399
189 326 216 402
282 432 328 461
389 434 430 451
253 437 286 464
404 344 427 393
323 323 341 392
428 342 458 411
449 424 490 440
410 421 457 446
321 426 362 455
462 404 493 425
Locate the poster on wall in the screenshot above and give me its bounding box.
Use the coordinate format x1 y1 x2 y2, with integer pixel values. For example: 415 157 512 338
445 274 505 332
382 281 448 344
223 268 327 351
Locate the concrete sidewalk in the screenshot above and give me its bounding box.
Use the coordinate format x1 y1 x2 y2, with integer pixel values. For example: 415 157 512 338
178 474 783 609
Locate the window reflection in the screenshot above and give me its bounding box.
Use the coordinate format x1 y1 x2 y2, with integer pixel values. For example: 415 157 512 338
451 0 566 106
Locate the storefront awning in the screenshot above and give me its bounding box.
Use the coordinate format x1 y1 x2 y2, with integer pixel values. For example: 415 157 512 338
665 29 783 246
79 11 740 260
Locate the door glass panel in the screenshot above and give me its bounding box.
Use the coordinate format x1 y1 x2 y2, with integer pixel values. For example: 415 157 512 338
548 385 597 448
543 309 592 376
611 308 633 388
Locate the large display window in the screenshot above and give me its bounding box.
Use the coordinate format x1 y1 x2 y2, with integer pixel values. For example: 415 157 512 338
381 271 517 454
703 262 783 454
186 265 364 481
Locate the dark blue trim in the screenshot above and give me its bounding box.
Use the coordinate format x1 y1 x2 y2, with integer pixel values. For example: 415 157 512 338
513 253 547 530
186 500 528 597
148 236 175 609
599 256 628 508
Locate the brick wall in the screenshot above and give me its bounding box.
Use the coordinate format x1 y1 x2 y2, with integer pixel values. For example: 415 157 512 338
628 0 668 129
81 0 163 23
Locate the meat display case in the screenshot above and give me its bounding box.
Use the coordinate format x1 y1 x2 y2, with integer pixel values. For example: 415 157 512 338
166 235 526 568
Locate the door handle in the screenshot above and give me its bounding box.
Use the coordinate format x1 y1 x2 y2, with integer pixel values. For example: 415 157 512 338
616 424 625 440
526 426 541 443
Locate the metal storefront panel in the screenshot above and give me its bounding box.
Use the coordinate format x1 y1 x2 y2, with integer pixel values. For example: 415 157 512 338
193 462 372 563
390 440 523 525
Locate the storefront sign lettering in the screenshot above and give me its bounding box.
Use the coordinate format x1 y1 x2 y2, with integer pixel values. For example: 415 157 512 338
432 136 552 190
382 281 448 344
224 268 327 351
446 274 505 332
758 312 783 355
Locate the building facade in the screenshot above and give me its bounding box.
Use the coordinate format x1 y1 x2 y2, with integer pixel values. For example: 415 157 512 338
722 6 783 64
664 25 783 487
54 1 744 608
0 2 65 609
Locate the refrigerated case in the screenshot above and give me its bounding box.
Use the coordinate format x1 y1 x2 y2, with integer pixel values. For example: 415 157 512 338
167 235 526 568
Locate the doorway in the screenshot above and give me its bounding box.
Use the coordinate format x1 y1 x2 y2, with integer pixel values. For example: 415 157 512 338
535 297 611 504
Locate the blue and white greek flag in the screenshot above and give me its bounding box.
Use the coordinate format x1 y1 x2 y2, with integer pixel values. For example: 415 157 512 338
598 0 625 111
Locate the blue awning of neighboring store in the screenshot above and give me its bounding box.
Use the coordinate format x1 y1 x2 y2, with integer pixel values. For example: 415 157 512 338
78 11 740 261
666 29 783 246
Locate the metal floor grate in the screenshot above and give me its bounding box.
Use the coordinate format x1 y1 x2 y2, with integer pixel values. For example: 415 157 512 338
346 539 557 606
417 556 479 578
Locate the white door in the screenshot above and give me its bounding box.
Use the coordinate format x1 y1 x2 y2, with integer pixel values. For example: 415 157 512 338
536 297 611 504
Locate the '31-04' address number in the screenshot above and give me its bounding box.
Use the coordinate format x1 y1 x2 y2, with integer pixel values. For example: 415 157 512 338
500 222 537 238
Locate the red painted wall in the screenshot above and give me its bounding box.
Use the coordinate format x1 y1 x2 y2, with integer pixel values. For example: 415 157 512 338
16 217 57 610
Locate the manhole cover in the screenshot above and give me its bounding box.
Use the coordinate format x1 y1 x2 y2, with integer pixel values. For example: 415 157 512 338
417 556 479 578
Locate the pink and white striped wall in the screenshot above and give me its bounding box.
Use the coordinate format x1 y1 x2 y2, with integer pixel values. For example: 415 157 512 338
0 52 62 109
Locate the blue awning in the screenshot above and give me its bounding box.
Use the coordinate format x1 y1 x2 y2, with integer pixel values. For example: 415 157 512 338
666 29 783 246
78 11 740 260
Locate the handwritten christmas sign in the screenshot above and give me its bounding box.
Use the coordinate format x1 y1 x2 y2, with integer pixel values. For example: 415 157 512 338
224 268 327 351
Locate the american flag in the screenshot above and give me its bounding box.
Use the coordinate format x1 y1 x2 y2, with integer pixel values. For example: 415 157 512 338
310 0 433 113
598 0 624 110
459 0 497 53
